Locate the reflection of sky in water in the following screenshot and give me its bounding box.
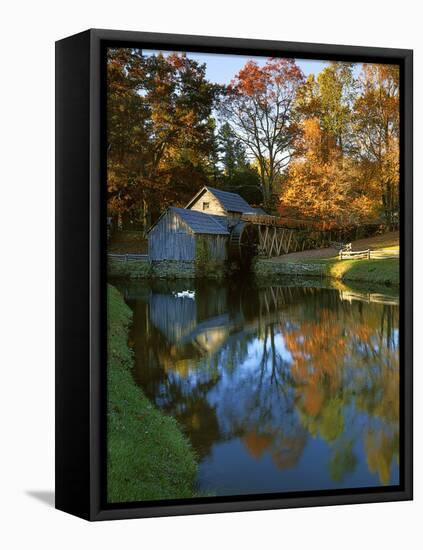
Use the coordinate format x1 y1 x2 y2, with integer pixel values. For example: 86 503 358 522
249 333 293 363
123 280 400 497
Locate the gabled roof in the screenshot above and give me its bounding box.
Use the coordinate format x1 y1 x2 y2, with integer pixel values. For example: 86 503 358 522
171 207 229 235
186 186 257 214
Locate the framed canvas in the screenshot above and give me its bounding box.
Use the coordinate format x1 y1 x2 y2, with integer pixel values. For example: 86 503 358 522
55 29 413 521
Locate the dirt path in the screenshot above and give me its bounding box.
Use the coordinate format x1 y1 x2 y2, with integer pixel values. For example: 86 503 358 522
265 231 399 263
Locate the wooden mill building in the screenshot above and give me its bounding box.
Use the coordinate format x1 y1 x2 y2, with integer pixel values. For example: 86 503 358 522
147 186 301 263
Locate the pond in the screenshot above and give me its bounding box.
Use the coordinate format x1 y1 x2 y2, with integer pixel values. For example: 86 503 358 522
117 278 400 497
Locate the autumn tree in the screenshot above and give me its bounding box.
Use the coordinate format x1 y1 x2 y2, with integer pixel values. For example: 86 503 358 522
107 49 221 229
280 118 375 228
317 63 357 156
280 61 399 230
107 48 149 224
295 63 357 158
353 64 400 229
107 49 400 236
221 59 305 209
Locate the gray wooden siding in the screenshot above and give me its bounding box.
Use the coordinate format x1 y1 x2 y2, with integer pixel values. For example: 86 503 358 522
189 189 226 216
149 210 229 261
198 234 228 261
149 211 196 261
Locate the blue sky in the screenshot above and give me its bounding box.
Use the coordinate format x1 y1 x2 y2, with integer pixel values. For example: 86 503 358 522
143 49 353 84
169 51 330 83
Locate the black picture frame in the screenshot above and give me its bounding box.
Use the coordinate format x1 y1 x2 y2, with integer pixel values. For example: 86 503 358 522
55 28 413 521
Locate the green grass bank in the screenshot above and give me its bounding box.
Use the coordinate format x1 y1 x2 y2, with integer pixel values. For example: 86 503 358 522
254 257 399 286
107 284 198 503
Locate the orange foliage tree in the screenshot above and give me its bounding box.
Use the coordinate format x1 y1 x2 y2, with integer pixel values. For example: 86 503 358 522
280 118 376 229
353 64 400 229
221 59 304 209
280 62 399 231
107 49 221 228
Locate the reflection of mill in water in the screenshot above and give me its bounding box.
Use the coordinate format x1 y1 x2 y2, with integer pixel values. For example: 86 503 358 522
123 280 400 486
148 288 230 360
123 282 399 368
129 281 400 373
145 284 301 364
133 283 306 465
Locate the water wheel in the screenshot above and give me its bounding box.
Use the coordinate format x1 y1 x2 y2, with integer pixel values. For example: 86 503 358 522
229 222 259 265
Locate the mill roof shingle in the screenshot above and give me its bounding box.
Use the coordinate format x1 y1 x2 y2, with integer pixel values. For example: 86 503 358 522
204 186 257 213
171 207 230 235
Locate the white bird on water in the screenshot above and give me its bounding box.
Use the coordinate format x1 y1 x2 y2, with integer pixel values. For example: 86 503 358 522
173 290 195 299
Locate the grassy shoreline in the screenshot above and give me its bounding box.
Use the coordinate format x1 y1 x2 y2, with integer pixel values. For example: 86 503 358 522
107 284 198 503
316 257 399 286
254 257 399 286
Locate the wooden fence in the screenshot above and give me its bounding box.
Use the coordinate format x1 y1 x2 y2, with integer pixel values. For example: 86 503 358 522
338 289 399 306
339 248 399 260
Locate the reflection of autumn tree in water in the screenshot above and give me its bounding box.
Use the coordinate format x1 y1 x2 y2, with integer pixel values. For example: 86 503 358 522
242 432 273 459
123 281 399 488
282 301 399 484
285 308 348 411
221 321 307 471
365 429 399 485
242 428 307 471
353 304 399 484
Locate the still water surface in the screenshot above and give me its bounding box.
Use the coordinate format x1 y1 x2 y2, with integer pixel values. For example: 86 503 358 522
118 279 400 496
